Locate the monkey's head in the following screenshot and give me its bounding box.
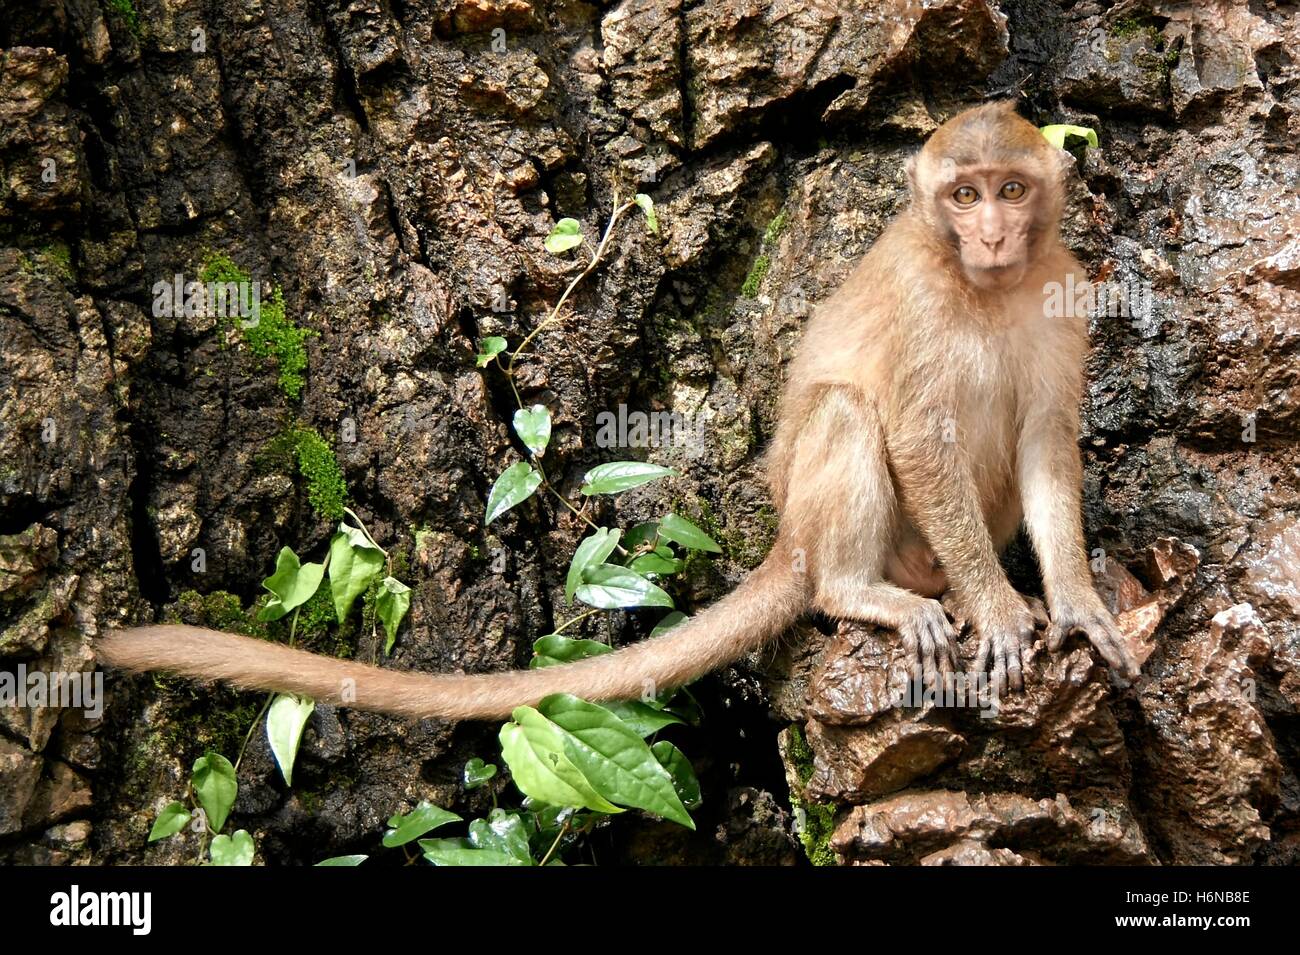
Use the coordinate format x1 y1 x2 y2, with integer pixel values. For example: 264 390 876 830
907 101 1067 292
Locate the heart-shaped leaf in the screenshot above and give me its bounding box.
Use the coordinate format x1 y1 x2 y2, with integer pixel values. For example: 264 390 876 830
498 707 621 813
575 563 674 610
209 829 255 866
544 218 584 254
601 700 685 737
530 634 613 669
328 525 384 624
191 753 237 834
468 810 533 864
485 461 542 525
564 527 621 602
657 513 722 553
1040 124 1099 150
513 404 552 457
257 547 325 622
148 801 191 842
628 552 683 576
463 758 498 790
650 611 688 637
419 838 530 866
652 741 702 810
382 801 462 848
376 576 411 654
579 461 677 496
476 336 508 368
634 193 659 234
266 693 315 787
315 854 368 866
536 694 694 829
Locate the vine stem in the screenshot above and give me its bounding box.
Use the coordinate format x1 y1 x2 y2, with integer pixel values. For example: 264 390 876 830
552 608 599 634
506 193 638 386
538 819 572 867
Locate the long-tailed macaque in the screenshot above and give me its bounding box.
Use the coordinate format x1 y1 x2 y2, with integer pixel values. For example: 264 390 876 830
100 101 1140 720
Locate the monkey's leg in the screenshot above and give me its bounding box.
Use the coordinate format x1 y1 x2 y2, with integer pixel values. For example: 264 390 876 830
1018 390 1139 679
886 414 1036 701
783 384 958 693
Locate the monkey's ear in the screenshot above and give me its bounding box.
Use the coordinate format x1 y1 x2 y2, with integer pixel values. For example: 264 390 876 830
904 153 920 196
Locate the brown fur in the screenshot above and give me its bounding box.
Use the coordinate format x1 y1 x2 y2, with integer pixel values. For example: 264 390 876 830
98 101 1137 721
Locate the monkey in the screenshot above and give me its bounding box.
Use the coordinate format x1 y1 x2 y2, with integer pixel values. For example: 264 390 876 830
99 100 1140 722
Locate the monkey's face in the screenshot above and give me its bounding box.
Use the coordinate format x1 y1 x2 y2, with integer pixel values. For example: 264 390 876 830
938 167 1045 290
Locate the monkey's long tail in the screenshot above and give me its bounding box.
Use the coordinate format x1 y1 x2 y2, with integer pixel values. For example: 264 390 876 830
97 543 808 721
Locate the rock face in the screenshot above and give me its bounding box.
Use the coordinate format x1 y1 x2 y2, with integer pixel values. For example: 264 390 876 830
0 0 1297 865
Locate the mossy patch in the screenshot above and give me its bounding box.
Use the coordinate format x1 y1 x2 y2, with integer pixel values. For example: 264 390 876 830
740 208 790 298
201 252 314 400
107 0 141 37
785 725 838 866
259 424 348 521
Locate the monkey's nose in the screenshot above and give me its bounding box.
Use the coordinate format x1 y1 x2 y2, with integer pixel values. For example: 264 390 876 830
981 236 1005 253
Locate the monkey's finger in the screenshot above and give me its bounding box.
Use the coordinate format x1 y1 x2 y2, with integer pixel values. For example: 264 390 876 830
1079 624 1140 681
1006 640 1024 692
932 621 957 681
900 628 923 690
991 647 1008 701
919 631 938 696
974 636 991 675
1046 622 1067 653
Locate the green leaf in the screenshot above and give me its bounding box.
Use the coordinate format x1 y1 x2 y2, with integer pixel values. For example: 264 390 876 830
316 854 368 866
650 611 688 638
257 547 326 622
652 741 702 811
512 404 552 457
382 801 462 848
376 576 411 654
531 633 613 669
601 700 685 737
485 461 542 525
328 525 384 624
419 838 530 867
658 513 722 553
148 801 191 842
463 758 498 790
209 829 255 866
191 753 237 834
634 193 659 234
622 521 660 553
564 527 621 602
575 563 674 610
498 707 622 813
1040 124 1099 150
537 694 694 829
266 693 315 787
579 461 678 496
469 810 534 864
628 552 683 576
544 217 584 254
476 336 508 368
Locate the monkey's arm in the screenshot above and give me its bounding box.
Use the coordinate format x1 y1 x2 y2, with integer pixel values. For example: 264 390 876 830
887 410 1036 697
1017 391 1141 680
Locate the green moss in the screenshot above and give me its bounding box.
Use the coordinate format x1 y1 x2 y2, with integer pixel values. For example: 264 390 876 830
291 426 347 521
786 725 837 866
1110 14 1159 41
786 723 816 786
266 584 356 659
740 254 770 298
201 252 314 400
107 0 141 36
168 589 267 637
256 424 348 520
763 209 789 245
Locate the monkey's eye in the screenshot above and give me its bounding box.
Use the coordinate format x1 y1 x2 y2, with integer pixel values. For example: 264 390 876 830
999 181 1026 200
952 186 980 205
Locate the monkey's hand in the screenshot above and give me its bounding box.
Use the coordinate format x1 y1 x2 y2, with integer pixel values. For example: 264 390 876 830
972 594 1038 700
898 598 960 696
1046 595 1141 682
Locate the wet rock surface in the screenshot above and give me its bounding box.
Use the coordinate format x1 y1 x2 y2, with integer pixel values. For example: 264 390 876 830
0 0 1297 865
